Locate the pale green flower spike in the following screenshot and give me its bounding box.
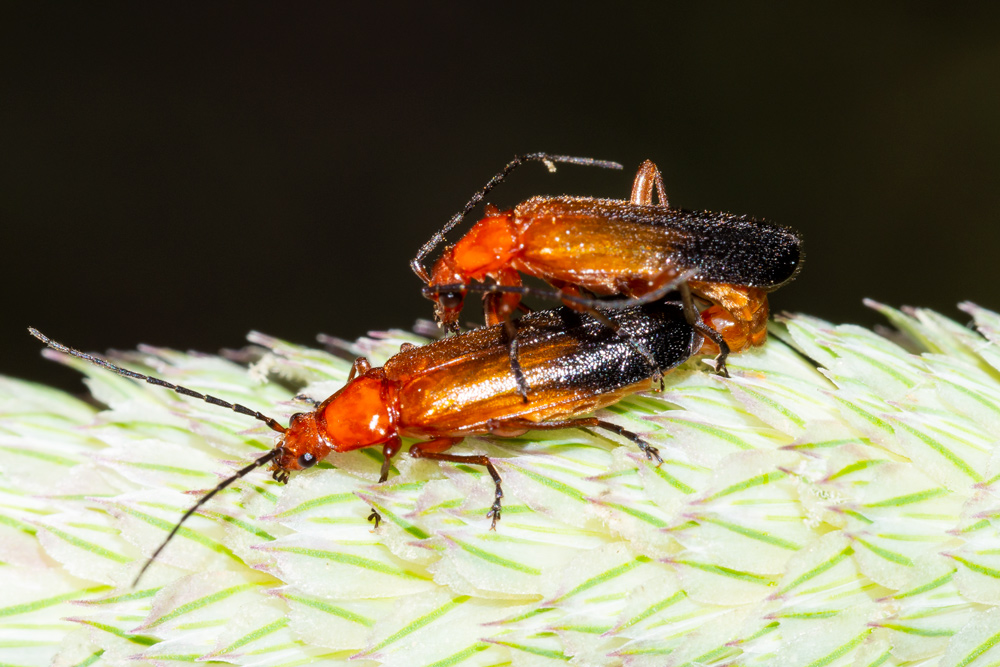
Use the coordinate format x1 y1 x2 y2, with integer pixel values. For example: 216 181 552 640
4 303 1000 666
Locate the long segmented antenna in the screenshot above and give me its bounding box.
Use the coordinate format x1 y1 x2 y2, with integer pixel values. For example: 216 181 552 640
28 327 290 586
132 449 278 586
28 328 286 434
422 268 699 312
411 153 623 283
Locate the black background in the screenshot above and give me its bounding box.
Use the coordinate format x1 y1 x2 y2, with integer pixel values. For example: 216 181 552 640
5 4 1000 391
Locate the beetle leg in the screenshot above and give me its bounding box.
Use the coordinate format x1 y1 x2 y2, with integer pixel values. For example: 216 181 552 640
376 438 403 484
689 282 769 358
409 438 504 529
630 159 670 208
679 283 731 377
368 437 403 529
482 268 524 326
491 417 663 466
482 293 502 326
588 419 663 464
348 356 373 382
481 270 531 402
501 317 531 403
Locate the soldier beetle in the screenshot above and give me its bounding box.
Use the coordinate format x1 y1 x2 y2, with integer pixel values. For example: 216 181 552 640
29 300 700 584
412 153 803 395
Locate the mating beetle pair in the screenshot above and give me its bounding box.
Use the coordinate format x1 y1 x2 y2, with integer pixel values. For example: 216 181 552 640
31 153 802 584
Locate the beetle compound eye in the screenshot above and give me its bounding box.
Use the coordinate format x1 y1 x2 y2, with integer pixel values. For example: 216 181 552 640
297 452 317 468
439 292 464 311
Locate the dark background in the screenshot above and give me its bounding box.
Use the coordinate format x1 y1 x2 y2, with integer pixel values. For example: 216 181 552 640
5 4 1000 391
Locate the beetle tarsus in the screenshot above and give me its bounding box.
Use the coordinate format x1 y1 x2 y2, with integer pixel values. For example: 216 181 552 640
679 282 732 378
588 418 663 465
409 448 504 529
502 318 530 402
366 440 401 531
700 331 731 378
715 356 731 378
486 484 504 529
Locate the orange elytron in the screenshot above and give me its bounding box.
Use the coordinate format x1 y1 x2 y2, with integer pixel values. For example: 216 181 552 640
29 300 700 584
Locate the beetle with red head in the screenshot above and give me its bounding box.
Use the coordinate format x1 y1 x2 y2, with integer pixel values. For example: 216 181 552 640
29 299 700 585
413 153 803 396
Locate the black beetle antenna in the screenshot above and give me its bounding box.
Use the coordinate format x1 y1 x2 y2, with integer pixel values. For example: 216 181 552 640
132 448 279 586
28 328 287 434
28 327 291 587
